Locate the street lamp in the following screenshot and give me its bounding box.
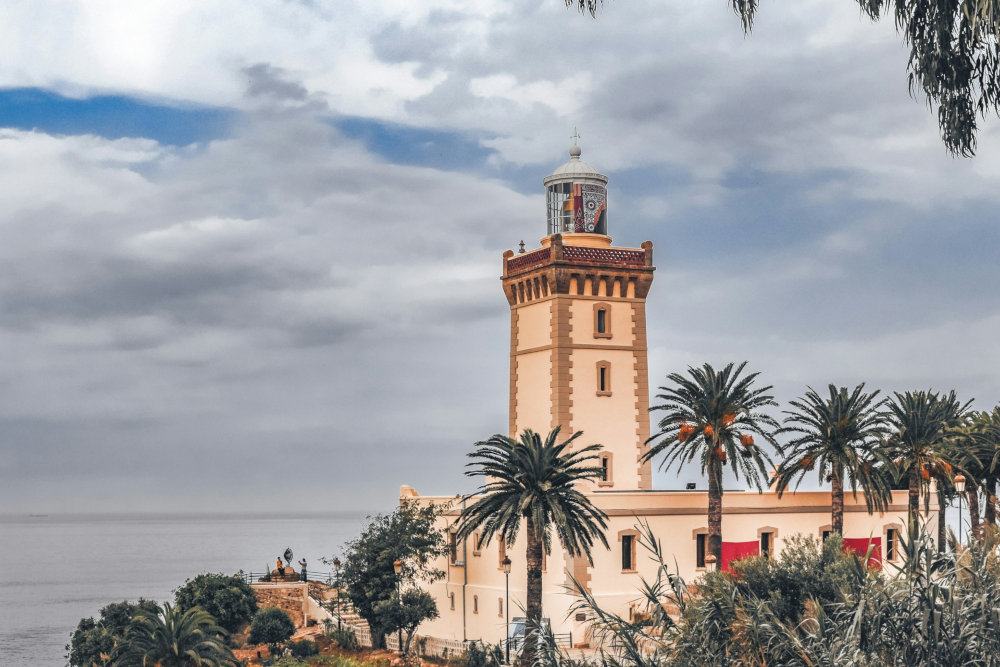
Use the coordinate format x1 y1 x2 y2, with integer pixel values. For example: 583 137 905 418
955 473 967 547
333 557 342 631
502 556 512 665
393 559 403 653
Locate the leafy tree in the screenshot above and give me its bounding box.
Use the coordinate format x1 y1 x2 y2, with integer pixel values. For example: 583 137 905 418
886 389 970 524
112 602 238 667
374 589 439 654
174 572 258 634
67 599 159 667
456 427 609 666
773 383 892 535
567 0 1000 156
248 607 295 651
643 361 778 566
339 502 447 649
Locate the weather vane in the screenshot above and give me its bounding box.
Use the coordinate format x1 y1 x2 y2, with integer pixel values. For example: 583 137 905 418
571 127 581 146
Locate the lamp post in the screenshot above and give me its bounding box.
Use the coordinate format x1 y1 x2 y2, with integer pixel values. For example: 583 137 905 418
502 556 512 664
955 473 967 547
393 558 403 653
333 557 342 631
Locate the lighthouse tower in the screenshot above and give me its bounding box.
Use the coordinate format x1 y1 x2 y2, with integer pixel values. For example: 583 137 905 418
501 145 655 490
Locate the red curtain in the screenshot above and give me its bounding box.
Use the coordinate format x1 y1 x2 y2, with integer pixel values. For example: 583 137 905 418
843 537 882 569
721 540 760 572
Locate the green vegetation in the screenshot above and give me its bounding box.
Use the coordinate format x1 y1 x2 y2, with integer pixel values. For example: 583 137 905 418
456 427 610 666
374 588 439 654
112 602 238 667
773 384 892 535
338 502 447 649
563 523 1000 666
249 607 296 650
643 361 779 566
66 598 160 667
566 0 1000 157
288 639 320 658
174 572 258 634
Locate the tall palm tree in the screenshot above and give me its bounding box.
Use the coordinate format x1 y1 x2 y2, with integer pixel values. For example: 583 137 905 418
643 362 779 566
772 384 892 536
456 427 609 666
112 603 238 667
885 389 970 527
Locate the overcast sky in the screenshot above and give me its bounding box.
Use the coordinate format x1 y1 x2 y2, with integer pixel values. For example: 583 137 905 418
0 1 998 515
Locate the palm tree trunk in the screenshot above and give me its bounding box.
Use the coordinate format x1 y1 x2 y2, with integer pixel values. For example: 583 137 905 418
968 478 981 540
985 479 997 527
708 461 723 566
937 485 947 553
520 513 543 667
831 468 844 535
908 468 920 529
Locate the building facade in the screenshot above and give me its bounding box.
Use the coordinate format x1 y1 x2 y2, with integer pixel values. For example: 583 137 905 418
402 145 925 648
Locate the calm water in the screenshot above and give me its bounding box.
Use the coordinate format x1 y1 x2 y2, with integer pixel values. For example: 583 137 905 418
0 512 369 666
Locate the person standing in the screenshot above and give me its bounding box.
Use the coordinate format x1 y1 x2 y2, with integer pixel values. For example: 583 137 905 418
298 558 307 582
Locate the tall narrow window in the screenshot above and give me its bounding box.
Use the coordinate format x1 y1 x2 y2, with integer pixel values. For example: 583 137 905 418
696 534 706 568
622 534 635 571
596 361 611 396
450 593 455 610
449 532 458 564
473 595 479 614
498 539 506 570
472 531 482 556
593 303 612 338
498 598 504 617
886 528 899 561
601 457 609 481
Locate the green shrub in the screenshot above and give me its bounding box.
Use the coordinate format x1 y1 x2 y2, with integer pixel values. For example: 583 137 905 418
327 625 359 650
288 639 319 657
174 572 258 633
249 607 295 647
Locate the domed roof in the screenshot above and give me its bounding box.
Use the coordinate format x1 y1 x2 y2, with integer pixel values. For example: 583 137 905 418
544 145 608 184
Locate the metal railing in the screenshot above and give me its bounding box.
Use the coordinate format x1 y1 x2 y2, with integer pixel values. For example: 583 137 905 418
236 570 333 584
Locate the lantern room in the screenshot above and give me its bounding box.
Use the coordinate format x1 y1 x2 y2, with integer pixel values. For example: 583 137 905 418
542 144 609 237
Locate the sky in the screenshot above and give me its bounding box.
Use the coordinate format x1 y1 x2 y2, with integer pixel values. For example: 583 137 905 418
0 1 998 515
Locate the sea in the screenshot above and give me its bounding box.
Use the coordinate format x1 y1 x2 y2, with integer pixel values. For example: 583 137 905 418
0 511 370 667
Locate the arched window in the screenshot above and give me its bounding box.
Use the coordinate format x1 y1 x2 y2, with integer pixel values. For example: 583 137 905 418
593 302 612 339
596 361 611 396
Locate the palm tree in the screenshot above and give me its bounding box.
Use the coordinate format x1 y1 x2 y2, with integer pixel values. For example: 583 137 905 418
455 427 609 667
772 384 892 536
885 390 970 527
112 602 238 667
643 361 779 566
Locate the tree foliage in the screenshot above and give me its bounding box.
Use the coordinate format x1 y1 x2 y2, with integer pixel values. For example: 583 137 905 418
456 427 610 666
338 502 447 649
773 383 892 533
173 572 258 634
566 0 1000 156
248 607 296 649
112 602 238 667
374 589 439 654
67 599 160 667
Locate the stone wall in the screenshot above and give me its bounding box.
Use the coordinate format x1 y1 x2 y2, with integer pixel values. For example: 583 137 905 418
251 582 309 627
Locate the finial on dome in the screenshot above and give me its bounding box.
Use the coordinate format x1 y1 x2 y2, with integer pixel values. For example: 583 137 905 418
569 127 582 158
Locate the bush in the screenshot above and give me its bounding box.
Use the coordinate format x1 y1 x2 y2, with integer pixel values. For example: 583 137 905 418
327 626 360 651
174 572 258 633
249 607 295 647
287 639 318 657
66 599 160 667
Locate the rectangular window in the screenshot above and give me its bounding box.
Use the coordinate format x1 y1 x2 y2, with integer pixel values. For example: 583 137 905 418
599 366 607 392
597 309 607 333
696 534 706 568
601 457 609 481
498 539 506 569
760 532 773 559
449 533 458 564
887 529 898 561
822 530 832 541
622 535 634 571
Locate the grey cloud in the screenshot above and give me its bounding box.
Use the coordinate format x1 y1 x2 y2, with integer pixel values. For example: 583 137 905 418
244 63 310 102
